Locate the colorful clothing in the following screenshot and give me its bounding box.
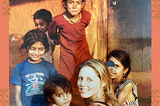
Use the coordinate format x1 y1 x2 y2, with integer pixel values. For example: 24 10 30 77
10 58 58 106
48 10 93 87
115 79 139 106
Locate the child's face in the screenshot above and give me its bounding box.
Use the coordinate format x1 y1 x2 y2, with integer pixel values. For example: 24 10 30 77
28 41 45 63
34 19 48 33
77 66 101 100
66 0 84 16
52 86 72 106
108 56 126 81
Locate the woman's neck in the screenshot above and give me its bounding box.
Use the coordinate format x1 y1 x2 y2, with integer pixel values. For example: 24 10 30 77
89 94 106 105
90 90 106 102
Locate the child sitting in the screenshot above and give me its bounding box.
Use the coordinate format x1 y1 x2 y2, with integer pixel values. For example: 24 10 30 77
43 74 72 106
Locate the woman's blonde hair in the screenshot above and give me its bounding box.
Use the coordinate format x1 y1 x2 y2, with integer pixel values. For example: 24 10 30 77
79 59 119 106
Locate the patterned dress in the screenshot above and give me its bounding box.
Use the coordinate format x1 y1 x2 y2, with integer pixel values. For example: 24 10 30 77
115 79 139 106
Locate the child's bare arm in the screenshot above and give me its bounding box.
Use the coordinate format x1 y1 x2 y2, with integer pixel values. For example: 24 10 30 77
15 85 22 106
117 83 133 105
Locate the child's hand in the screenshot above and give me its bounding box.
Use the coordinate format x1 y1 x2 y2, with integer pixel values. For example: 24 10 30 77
11 34 21 41
54 39 59 45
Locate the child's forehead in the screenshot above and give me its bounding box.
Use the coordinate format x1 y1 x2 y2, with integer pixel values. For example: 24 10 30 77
55 86 65 93
31 41 44 47
55 86 70 93
34 19 46 23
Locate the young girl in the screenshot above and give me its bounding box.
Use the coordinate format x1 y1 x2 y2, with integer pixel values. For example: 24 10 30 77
77 59 120 106
43 74 72 106
48 0 93 87
107 50 139 106
12 9 55 63
10 29 58 106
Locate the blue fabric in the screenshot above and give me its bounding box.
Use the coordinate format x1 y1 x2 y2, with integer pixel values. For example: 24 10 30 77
10 58 58 106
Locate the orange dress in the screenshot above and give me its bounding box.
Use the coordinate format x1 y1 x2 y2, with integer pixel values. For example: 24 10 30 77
48 10 93 87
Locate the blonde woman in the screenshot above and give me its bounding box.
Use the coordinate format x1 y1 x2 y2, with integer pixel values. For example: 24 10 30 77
77 59 120 106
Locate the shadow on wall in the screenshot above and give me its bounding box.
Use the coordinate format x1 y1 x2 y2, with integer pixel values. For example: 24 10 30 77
9 0 45 6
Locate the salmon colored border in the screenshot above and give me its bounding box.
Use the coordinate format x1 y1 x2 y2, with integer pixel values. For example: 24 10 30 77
152 0 160 105
0 0 158 106
0 0 9 105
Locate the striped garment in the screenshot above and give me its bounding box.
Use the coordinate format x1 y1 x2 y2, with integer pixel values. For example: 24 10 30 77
115 79 139 106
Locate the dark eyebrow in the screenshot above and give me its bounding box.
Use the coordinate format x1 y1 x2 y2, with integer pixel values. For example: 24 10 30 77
55 92 62 94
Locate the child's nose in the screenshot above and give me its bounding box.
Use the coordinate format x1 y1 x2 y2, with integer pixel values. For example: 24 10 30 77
36 25 41 30
63 94 68 100
73 3 77 8
35 49 39 54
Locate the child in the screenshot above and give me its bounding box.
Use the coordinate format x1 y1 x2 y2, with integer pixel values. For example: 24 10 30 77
12 9 55 63
10 29 58 106
48 0 93 87
77 59 120 106
33 9 55 63
43 74 72 106
107 50 139 106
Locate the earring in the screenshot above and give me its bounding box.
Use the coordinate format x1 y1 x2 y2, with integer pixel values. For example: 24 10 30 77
123 73 125 77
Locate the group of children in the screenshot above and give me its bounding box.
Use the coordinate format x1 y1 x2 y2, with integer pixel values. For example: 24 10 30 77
10 0 139 106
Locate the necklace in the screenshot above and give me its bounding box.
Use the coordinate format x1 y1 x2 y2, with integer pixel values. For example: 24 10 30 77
89 94 106 105
67 13 81 24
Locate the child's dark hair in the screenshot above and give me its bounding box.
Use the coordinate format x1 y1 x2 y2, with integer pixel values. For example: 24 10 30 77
43 74 73 106
33 9 52 25
20 29 49 53
107 50 131 78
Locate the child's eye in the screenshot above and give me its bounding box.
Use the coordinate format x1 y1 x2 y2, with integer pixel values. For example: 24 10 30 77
39 48 44 51
58 94 63 97
77 2 81 4
30 48 35 50
40 24 44 26
66 92 70 94
115 65 118 68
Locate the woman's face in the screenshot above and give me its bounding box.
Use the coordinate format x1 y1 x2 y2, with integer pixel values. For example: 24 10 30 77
108 56 125 81
77 66 101 100
66 0 84 16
